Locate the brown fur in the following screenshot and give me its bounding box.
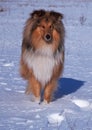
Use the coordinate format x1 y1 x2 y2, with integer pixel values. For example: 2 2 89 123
20 9 65 103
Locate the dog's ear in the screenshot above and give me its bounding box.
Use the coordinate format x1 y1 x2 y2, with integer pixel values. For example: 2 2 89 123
31 10 46 19
50 11 63 21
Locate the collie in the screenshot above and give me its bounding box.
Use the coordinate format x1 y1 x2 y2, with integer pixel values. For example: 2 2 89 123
20 9 65 103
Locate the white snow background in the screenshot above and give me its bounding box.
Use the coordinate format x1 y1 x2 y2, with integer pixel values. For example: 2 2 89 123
0 0 92 130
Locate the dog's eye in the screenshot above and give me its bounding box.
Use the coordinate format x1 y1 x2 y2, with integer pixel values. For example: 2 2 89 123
50 25 53 30
41 25 45 29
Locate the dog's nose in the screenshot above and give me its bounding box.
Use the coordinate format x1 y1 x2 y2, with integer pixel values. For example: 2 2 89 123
44 33 52 42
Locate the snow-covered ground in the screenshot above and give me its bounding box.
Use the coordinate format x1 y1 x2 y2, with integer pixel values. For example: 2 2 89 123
0 0 92 130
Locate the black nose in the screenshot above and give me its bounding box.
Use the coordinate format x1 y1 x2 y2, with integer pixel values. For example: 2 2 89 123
44 33 52 42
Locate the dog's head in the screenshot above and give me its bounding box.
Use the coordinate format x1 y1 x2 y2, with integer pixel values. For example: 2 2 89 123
23 10 65 54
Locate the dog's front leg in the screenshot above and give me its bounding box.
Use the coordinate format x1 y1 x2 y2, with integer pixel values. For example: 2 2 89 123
44 79 57 103
26 75 41 103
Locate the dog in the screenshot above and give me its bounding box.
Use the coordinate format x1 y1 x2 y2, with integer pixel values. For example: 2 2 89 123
20 9 65 103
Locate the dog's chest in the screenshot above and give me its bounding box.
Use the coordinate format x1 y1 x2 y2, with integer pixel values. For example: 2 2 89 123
25 53 55 86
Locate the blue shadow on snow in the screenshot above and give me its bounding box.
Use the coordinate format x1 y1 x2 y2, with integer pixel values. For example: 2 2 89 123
54 77 85 100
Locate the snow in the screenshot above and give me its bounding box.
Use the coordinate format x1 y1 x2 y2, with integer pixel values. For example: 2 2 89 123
0 0 92 130
72 99 90 108
47 113 64 126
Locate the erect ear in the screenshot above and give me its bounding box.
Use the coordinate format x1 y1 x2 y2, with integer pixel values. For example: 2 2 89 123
50 11 63 21
31 9 46 19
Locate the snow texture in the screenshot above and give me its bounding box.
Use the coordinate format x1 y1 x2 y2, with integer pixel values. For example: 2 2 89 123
0 0 92 130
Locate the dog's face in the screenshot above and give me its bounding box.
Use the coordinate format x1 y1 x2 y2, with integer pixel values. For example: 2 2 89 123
36 18 54 43
23 10 65 53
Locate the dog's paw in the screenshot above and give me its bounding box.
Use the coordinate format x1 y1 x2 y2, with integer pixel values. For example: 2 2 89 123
41 99 50 105
25 86 32 95
31 96 41 104
43 99 48 104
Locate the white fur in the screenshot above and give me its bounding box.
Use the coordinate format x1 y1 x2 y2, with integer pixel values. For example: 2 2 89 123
23 46 63 87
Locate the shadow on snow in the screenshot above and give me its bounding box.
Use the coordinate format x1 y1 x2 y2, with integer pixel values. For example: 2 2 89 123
54 77 85 101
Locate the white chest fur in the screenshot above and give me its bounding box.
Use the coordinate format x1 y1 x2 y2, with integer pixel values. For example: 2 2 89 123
23 47 63 86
